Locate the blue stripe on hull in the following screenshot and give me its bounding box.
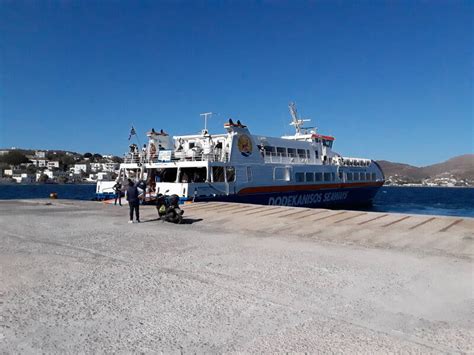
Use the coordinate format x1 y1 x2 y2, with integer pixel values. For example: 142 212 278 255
193 186 381 208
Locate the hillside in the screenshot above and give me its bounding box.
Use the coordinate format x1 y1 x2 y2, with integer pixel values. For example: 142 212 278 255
377 155 474 186
420 155 474 180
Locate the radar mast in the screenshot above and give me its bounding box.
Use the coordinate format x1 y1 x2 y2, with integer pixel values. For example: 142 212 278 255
288 102 313 135
200 112 214 135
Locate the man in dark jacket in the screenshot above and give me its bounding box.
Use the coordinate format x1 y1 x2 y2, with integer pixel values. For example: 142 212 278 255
113 181 122 206
126 179 140 223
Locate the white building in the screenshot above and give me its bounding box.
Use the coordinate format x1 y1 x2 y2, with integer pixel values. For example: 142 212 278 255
3 169 13 176
74 163 90 175
47 161 60 169
35 151 46 158
90 162 103 173
29 159 48 168
97 171 112 180
37 169 54 180
12 173 35 184
36 169 68 181
88 162 119 173
103 162 119 172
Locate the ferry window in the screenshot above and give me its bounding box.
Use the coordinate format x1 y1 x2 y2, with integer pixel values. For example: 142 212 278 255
287 148 296 157
315 172 322 182
264 146 275 156
306 172 314 182
274 167 283 180
338 171 343 180
276 147 287 157
323 172 331 181
297 149 306 158
353 172 359 181
188 142 195 149
347 172 353 181
274 167 291 181
314 150 319 159
366 172 370 181
331 173 336 181
161 168 178 183
212 166 225 182
246 167 253 182
371 172 376 181
322 140 333 148
295 172 305 182
179 167 207 183
226 166 236 182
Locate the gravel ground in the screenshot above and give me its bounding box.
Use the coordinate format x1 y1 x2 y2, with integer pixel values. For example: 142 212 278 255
0 199 472 353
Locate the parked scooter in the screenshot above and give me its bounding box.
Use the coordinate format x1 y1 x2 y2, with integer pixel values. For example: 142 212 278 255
156 191 184 224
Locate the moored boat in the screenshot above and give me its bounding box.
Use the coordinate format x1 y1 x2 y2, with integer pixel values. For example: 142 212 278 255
97 103 384 208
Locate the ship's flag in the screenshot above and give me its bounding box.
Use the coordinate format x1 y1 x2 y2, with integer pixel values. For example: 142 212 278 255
128 126 136 140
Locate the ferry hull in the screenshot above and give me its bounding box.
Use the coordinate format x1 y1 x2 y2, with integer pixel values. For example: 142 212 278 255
193 184 383 209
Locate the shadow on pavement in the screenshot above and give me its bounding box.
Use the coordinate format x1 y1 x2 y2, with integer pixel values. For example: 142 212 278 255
181 218 203 225
141 217 203 225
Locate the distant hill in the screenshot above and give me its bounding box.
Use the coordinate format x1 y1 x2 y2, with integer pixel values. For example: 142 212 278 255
420 155 474 180
377 154 474 185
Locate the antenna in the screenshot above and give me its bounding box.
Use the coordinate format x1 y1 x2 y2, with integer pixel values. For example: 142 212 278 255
200 112 214 133
288 102 311 135
289 102 298 122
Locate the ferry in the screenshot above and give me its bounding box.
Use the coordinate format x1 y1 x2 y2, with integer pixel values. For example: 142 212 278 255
96 103 385 208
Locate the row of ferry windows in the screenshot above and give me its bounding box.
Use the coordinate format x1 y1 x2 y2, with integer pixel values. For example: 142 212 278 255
347 172 376 181
158 167 376 184
294 171 377 183
159 167 236 183
263 146 313 159
295 172 335 182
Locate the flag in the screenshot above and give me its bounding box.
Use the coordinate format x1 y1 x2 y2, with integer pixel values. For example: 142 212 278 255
128 126 136 140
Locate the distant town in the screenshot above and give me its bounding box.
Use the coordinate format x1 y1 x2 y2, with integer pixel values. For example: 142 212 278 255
0 148 122 184
1 148 473 187
383 174 473 187
377 155 474 187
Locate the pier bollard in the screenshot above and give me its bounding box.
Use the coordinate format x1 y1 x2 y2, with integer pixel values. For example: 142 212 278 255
49 192 58 199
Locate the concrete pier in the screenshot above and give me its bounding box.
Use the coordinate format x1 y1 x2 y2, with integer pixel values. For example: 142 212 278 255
0 200 472 352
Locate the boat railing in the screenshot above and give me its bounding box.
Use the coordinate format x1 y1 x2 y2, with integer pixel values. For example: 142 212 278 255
169 149 229 163
123 150 229 164
338 156 372 167
123 154 142 164
264 152 313 164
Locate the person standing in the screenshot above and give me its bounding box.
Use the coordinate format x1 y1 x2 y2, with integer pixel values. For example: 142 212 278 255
126 179 140 223
113 181 122 206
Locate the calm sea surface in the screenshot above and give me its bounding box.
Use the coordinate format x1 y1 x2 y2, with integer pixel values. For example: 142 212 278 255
0 184 472 218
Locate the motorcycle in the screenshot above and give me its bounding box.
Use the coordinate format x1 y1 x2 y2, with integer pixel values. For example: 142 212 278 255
156 191 184 224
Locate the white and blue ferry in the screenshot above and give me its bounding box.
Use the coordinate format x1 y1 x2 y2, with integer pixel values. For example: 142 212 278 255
97 103 385 208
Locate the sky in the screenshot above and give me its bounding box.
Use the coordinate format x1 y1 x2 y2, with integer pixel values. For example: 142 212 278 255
1 0 472 166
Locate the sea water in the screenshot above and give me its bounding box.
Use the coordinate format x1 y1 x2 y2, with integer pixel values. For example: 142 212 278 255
0 184 472 218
